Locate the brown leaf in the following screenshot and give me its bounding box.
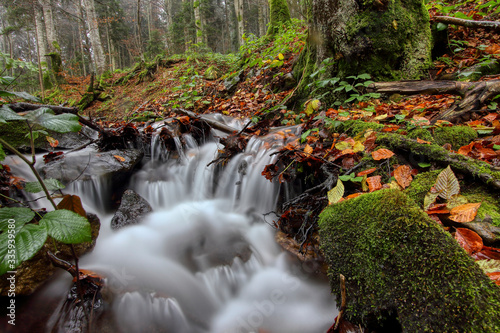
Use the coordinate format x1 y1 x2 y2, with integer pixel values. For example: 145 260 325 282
304 144 313 154
371 148 395 161
366 175 382 192
394 165 412 189
472 246 500 260
487 272 500 286
455 228 483 255
434 166 460 200
449 203 481 222
114 155 126 162
57 195 87 218
485 44 500 54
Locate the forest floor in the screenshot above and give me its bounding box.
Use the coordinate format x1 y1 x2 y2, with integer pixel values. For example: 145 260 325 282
41 3 500 287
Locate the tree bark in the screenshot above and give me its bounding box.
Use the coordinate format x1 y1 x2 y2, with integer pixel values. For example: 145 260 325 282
39 0 57 52
435 16 500 32
33 4 45 99
194 0 203 44
234 0 245 46
34 6 48 68
82 0 107 75
267 0 291 36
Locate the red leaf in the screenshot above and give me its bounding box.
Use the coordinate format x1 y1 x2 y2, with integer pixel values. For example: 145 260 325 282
455 228 483 255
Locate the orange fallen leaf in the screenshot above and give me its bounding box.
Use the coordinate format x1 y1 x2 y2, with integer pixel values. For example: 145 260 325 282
357 167 377 177
57 194 87 218
472 246 500 260
46 136 59 148
416 138 431 144
371 148 395 161
114 155 126 162
487 272 500 286
485 44 500 54
304 144 313 154
366 175 382 192
394 165 412 189
345 192 363 200
449 203 481 222
455 228 483 255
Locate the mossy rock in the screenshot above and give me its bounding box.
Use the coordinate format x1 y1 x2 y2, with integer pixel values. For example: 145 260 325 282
433 126 478 150
0 121 49 151
406 127 434 143
331 120 384 136
319 189 500 332
405 169 442 206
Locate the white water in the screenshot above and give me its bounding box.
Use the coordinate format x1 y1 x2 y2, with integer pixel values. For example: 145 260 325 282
9 124 337 332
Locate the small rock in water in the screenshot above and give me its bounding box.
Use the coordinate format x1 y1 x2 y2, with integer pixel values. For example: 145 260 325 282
111 189 152 230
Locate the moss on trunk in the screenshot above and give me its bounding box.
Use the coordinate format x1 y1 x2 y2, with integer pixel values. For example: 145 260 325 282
319 189 500 332
267 0 292 36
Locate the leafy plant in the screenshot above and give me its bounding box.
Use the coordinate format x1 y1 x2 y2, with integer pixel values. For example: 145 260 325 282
0 104 91 275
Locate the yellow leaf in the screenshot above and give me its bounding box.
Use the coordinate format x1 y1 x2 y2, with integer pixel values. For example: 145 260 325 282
304 99 321 116
46 136 59 148
114 155 126 162
335 141 352 151
327 179 344 205
373 114 388 121
352 141 365 153
278 53 284 60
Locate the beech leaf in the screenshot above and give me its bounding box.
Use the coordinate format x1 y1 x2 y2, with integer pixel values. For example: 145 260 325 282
366 175 382 192
371 148 394 161
455 228 483 255
394 165 412 189
327 179 344 205
434 166 460 200
449 203 481 222
57 195 87 218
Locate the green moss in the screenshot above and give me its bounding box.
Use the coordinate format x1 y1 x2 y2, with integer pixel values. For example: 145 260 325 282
332 120 384 136
405 169 442 205
433 126 478 150
406 128 434 142
319 189 500 332
267 0 292 36
0 121 50 151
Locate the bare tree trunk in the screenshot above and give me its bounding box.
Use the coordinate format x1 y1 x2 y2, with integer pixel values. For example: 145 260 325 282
34 6 48 69
82 0 106 75
39 0 57 52
234 0 245 47
33 4 45 99
258 0 266 37
194 0 202 44
137 0 143 58
77 0 87 76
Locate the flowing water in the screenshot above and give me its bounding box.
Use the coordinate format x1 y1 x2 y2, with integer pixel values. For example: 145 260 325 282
5 120 337 333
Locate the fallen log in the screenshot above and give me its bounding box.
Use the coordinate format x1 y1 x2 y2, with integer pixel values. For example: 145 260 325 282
435 16 500 32
367 79 500 123
7 102 78 114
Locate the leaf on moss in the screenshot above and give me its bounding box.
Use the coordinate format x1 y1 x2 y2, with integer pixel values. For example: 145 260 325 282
434 166 460 200
394 165 412 189
449 203 481 222
328 179 344 205
371 148 394 161
455 228 483 255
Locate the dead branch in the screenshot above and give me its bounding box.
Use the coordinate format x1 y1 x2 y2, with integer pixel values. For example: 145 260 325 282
334 274 347 331
377 133 500 190
7 102 78 114
435 16 500 32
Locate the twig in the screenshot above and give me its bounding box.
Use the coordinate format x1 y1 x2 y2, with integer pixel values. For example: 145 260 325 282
334 274 347 331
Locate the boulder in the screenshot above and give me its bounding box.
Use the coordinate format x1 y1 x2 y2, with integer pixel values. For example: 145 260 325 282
42 148 143 184
319 189 500 332
0 213 100 296
111 189 152 230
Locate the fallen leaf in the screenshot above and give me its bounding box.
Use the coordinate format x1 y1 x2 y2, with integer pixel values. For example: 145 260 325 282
485 44 500 54
357 167 377 177
57 194 87 218
114 155 126 162
449 203 481 222
394 165 412 189
345 193 363 200
366 175 382 192
46 136 59 148
371 148 395 161
304 144 313 154
455 228 483 255
416 138 431 144
472 246 500 260
328 179 345 205
434 166 460 200
486 272 500 285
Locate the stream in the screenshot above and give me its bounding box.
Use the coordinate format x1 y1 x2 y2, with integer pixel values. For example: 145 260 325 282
3 118 337 332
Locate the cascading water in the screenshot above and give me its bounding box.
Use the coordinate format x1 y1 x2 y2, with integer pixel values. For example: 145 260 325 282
6 119 337 333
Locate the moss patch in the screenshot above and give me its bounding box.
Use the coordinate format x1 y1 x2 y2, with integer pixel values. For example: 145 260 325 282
319 189 500 332
405 169 441 205
406 127 434 143
0 121 50 151
433 126 478 150
331 120 384 136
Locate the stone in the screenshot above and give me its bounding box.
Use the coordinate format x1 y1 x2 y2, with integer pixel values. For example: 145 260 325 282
110 189 152 230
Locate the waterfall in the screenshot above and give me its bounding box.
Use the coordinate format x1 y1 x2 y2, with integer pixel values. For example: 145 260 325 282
6 123 337 333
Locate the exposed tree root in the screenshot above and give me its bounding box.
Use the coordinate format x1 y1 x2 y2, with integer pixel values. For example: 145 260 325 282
435 16 500 32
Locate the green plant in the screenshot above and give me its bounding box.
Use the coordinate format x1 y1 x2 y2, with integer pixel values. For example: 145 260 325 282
0 104 91 275
338 172 364 183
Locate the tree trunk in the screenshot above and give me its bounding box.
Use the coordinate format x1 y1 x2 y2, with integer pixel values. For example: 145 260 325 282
194 0 203 44
82 0 107 75
137 0 143 58
78 0 87 76
307 0 432 81
33 4 45 99
234 0 245 47
39 0 57 52
267 0 291 36
258 0 267 37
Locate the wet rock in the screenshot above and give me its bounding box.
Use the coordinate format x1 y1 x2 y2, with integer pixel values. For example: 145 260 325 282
0 213 100 296
223 69 244 93
41 148 143 184
111 190 152 230
455 221 500 246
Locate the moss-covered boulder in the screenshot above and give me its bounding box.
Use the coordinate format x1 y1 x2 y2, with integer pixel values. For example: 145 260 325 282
433 125 478 150
319 189 500 332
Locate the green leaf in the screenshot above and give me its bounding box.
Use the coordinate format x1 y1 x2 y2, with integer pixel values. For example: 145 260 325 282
434 166 460 200
24 179 65 193
40 210 91 244
338 174 352 181
436 22 448 31
493 144 500 150
418 162 431 168
0 105 25 121
327 179 344 205
25 130 48 141
477 129 494 135
36 112 82 133
352 176 364 182
0 207 35 233
0 224 47 275
357 73 371 80
476 259 500 274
